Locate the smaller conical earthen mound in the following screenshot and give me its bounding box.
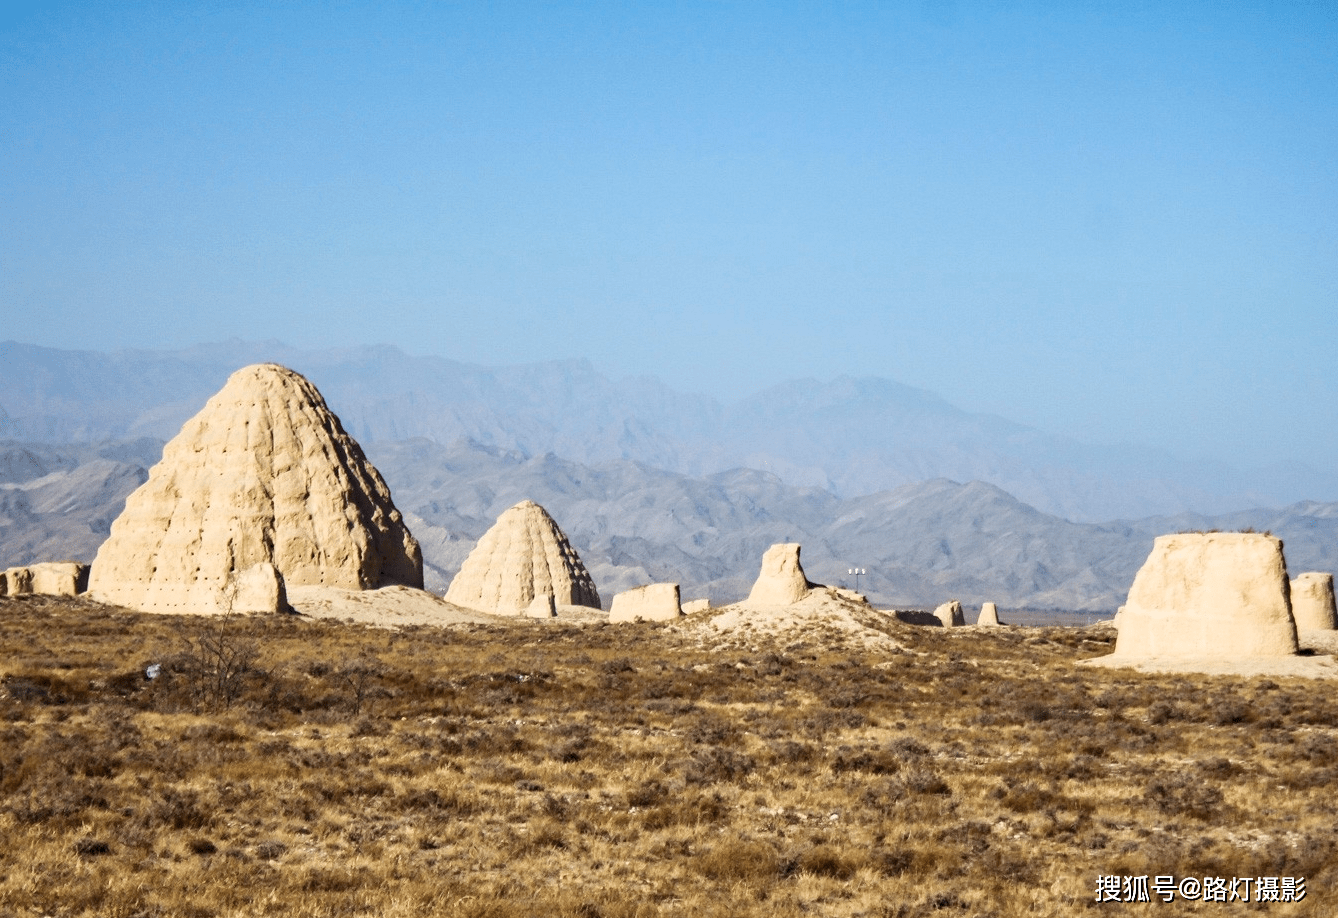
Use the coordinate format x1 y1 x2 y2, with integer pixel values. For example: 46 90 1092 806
445 500 601 615
89 363 423 614
977 602 1002 626
1291 572 1338 631
747 543 814 605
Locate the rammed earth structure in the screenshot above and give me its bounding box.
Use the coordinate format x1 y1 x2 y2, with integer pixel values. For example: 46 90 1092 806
89 363 423 614
445 500 601 615
1106 532 1298 661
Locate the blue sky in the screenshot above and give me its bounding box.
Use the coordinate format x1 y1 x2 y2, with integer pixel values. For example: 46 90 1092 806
2 2 1336 472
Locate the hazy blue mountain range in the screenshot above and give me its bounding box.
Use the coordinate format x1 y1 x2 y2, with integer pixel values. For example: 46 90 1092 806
0 440 157 567
6 437 1338 613
3 340 1334 521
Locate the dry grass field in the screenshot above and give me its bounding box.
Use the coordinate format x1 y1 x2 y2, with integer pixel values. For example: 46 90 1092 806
1 594 1334 917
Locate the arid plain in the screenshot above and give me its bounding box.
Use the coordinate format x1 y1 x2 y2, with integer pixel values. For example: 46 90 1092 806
2 593 1335 917
2 361 1336 917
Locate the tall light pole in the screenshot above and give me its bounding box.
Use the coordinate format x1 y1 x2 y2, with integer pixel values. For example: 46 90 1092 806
848 568 866 593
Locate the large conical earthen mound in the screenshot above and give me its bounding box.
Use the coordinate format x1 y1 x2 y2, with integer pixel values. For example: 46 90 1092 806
89 363 423 613
445 500 600 615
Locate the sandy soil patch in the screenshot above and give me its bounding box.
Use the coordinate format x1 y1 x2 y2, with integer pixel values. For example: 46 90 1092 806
286 585 611 629
694 587 903 651
1083 628 1338 678
286 585 497 628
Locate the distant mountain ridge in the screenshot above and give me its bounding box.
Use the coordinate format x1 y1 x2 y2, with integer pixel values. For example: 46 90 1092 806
2 339 1335 521
6 436 1338 613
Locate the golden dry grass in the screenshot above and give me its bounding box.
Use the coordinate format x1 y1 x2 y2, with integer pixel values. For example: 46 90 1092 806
1 594 1334 916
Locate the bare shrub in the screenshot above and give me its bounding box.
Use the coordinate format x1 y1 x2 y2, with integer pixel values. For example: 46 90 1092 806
685 747 755 784
693 837 781 883
831 745 903 775
73 837 110 857
255 840 287 860
625 779 669 808
337 654 388 716
888 737 930 757
898 770 952 797
1143 773 1226 820
150 788 213 831
162 614 259 712
794 843 866 879
641 792 730 830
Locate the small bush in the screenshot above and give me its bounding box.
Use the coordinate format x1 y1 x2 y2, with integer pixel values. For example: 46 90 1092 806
1197 757 1241 779
898 770 952 797
74 837 110 857
150 789 212 831
255 840 287 860
693 837 781 883
831 746 902 775
685 748 755 784
1210 699 1253 726
625 780 669 808
1143 774 1225 820
998 782 1055 814
1147 701 1180 725
795 844 865 879
889 737 930 758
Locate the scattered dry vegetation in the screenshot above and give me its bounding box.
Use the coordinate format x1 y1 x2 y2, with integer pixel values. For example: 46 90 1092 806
1 594 1335 916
